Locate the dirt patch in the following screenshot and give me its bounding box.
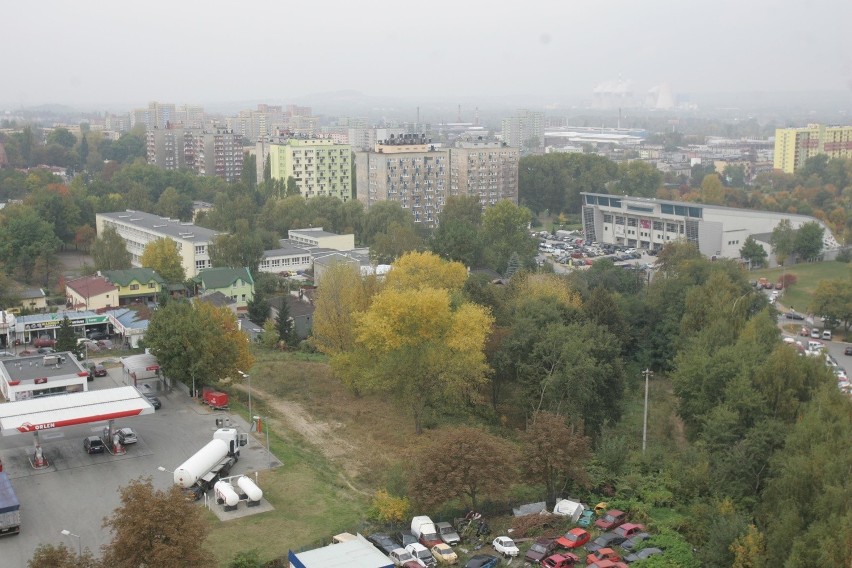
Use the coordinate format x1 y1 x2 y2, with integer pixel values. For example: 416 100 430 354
235 383 368 495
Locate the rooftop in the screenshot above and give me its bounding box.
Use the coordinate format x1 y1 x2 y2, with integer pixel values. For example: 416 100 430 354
99 210 220 242
196 267 254 290
288 228 342 240
291 534 393 568
101 268 165 287
65 275 117 299
0 352 86 382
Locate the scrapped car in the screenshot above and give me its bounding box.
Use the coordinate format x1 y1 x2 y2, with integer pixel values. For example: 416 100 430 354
430 543 458 565
587 561 628 568
368 533 399 555
594 510 627 531
585 533 625 553
542 552 579 568
395 532 418 549
492 536 519 557
389 548 422 568
464 555 499 568
435 521 461 546
406 543 437 567
116 427 137 445
624 548 663 563
613 524 645 540
586 548 622 565
620 533 651 551
556 528 590 549
524 537 558 564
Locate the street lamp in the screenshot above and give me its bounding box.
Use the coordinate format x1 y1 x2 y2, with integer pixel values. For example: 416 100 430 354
60 529 82 557
237 370 251 424
642 368 653 453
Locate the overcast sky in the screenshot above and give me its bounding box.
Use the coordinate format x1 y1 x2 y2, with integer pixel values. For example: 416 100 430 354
3 0 851 109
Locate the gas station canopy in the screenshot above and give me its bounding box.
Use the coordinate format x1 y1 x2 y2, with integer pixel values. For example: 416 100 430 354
0 386 154 436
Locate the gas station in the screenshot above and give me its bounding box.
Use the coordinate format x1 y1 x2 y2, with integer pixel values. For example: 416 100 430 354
0 387 155 468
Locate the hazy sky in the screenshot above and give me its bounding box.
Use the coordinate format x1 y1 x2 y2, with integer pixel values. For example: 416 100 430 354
3 0 851 108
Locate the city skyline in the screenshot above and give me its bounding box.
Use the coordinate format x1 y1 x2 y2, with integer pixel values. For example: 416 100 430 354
4 0 851 109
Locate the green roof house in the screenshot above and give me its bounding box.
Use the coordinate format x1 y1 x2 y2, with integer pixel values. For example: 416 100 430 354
102 268 166 305
194 267 254 308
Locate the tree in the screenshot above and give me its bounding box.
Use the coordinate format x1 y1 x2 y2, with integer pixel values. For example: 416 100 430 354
362 201 413 246
384 251 468 292
311 262 379 356
481 200 537 273
769 219 795 266
739 236 767 268
0 204 62 282
408 427 516 509
208 221 264 275
27 543 98 568
229 550 264 568
286 175 300 197
91 226 132 271
247 291 270 325
144 301 254 394
730 525 766 568
371 222 424 264
335 286 494 434
367 489 411 525
431 195 484 266
74 224 96 252
276 298 295 346
615 160 662 197
47 128 77 149
519 411 591 503
808 279 852 330
700 174 725 205
792 221 824 261
100 477 215 568
140 237 185 283
155 187 193 220
55 316 77 353
259 319 279 349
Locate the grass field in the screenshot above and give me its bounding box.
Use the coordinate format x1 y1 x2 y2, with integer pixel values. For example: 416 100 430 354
751 260 851 315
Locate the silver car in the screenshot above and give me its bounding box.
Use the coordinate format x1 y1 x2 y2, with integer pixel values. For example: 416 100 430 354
116 427 138 445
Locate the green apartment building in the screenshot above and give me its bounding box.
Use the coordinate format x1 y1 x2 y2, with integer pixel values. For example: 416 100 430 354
269 138 352 201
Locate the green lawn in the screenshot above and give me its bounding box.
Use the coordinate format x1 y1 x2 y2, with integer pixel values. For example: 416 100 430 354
751 261 851 315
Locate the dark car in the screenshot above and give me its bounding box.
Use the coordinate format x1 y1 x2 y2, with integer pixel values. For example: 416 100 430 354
87 330 108 340
84 436 105 454
464 554 499 568
37 347 55 354
144 394 161 410
620 533 651 551
845 345 852 356
624 548 663 563
91 364 107 377
585 532 627 553
785 311 805 320
394 531 417 549
523 537 557 564
368 533 399 556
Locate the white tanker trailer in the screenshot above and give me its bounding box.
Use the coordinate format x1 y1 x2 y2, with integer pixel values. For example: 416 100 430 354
173 428 247 497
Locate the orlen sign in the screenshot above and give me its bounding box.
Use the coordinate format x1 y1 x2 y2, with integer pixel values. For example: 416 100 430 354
16 410 144 433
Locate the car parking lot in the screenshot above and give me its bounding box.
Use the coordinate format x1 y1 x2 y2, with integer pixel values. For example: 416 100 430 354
0 364 277 565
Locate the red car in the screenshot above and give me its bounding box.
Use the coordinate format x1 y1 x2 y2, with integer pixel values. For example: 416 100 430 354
33 336 57 348
556 528 590 549
587 561 628 568
594 509 627 531
613 523 645 540
586 548 621 565
542 553 579 568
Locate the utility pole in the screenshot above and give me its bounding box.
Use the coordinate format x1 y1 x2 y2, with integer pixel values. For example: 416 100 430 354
642 368 653 453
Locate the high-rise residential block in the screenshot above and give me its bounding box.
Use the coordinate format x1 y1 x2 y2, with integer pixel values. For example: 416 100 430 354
501 109 544 151
773 124 852 173
146 127 244 183
269 138 352 201
449 141 519 206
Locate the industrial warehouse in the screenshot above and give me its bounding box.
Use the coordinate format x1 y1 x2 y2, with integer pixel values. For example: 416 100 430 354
580 192 841 263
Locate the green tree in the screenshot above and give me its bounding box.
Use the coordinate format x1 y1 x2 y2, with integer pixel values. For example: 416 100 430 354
408 427 517 509
739 236 767 268
140 237 185 283
55 316 77 353
229 550 264 568
91 226 132 271
209 221 264 274
0 204 61 283
792 221 824 261
769 219 795 266
155 187 193 220
430 195 483 266
27 183 81 243
700 174 725 205
78 134 89 167
615 160 662 197
100 478 215 568
276 298 295 346
361 200 413 246
286 176 300 197
808 278 852 330
27 543 99 568
247 291 270 325
259 319 279 349
481 200 537 273
370 222 424 264
47 128 77 149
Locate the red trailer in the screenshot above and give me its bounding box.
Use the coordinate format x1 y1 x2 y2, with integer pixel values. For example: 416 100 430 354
202 388 229 410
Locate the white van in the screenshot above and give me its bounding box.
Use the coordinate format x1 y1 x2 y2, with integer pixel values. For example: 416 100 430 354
808 341 824 352
822 330 832 340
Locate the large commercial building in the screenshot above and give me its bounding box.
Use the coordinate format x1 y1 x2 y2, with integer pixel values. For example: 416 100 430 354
581 192 839 262
774 124 852 173
146 127 244 182
269 138 352 201
96 211 220 278
449 140 519 206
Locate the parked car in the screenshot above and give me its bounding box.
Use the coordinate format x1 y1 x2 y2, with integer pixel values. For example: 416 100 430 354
811 328 821 339
800 326 811 337
613 524 645 540
430 543 458 565
577 510 595 528
541 552 579 568
524 537 558 564
116 427 137 445
620 533 651 551
84 436 105 454
435 521 460 546
492 536 519 557
464 555 499 568
390 548 423 568
406 543 437 567
587 561 628 568
368 533 399 555
144 394 161 410
0 351 14 358
594 510 627 531
37 347 55 354
785 311 805 320
395 532 418 549
33 335 56 347
822 330 832 340
585 533 626 553
87 330 108 340
624 548 663 563
556 528 591 549
91 364 107 377
585 548 622 565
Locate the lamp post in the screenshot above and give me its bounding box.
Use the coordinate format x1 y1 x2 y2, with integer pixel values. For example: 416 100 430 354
642 368 653 453
237 370 251 424
60 529 82 557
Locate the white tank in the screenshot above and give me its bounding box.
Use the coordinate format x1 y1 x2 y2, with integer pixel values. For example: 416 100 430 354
214 480 239 507
237 476 263 501
173 439 229 488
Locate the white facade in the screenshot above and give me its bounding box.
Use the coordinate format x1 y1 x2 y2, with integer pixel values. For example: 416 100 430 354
581 192 838 262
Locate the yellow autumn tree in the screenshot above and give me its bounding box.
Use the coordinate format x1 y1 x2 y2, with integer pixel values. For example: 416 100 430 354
311 261 381 356
510 273 583 311
334 286 493 434
140 237 185 283
384 250 468 292
730 524 766 568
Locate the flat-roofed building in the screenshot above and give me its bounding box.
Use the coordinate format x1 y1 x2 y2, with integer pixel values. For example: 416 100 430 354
449 140 519 206
269 138 352 201
287 228 354 251
96 211 219 278
259 242 312 275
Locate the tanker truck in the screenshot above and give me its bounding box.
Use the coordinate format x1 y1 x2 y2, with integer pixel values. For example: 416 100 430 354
173 428 247 500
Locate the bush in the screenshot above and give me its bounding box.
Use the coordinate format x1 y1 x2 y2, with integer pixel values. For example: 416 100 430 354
836 248 852 263
367 489 411 525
